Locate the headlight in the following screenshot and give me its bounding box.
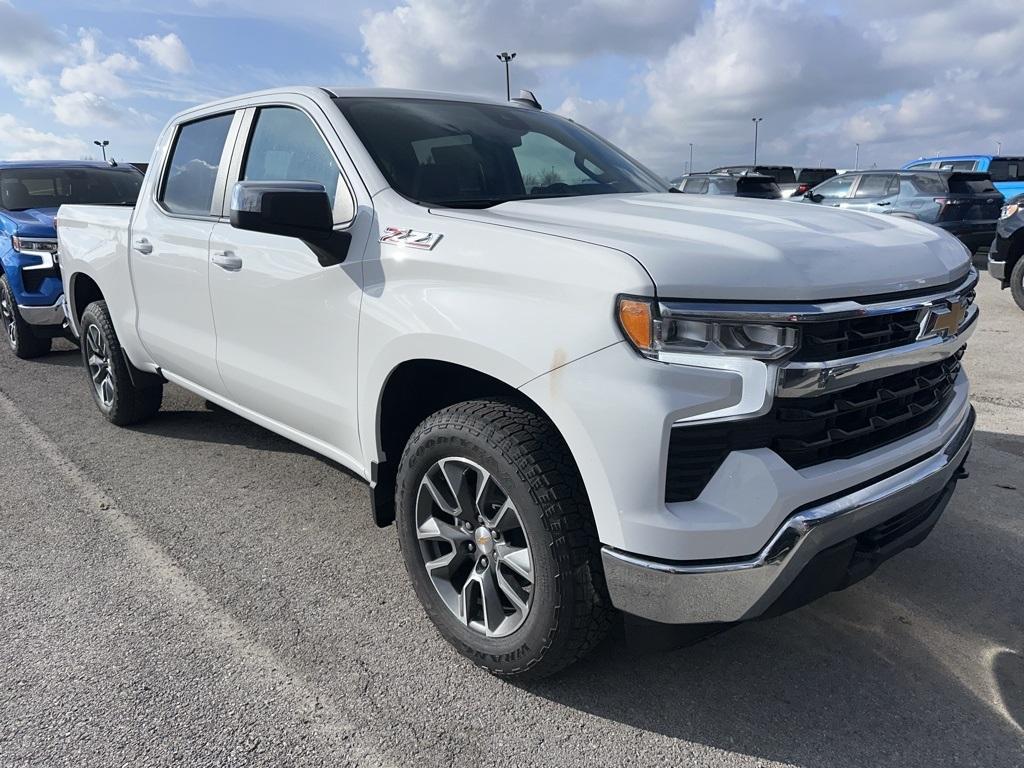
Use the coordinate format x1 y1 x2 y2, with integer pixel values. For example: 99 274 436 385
11 235 58 255
1000 202 1019 219
617 297 800 361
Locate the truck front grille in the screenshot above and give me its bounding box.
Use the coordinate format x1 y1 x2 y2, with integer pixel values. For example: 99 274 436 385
792 310 921 362
789 286 976 363
665 352 962 503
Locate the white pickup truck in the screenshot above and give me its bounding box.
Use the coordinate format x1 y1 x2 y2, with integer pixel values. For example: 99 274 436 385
57 87 977 678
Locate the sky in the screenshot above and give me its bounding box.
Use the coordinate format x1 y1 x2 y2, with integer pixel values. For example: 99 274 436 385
1 0 1022 176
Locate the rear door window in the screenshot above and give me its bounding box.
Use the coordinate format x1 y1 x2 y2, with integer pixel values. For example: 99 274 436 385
160 113 234 216
853 174 897 198
708 177 737 195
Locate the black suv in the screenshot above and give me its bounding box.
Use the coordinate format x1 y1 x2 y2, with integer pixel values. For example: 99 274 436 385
677 173 782 199
800 170 1004 253
988 193 1024 309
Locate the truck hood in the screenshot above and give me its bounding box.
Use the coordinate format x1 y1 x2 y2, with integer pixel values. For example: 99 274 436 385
4 207 57 238
435 193 970 300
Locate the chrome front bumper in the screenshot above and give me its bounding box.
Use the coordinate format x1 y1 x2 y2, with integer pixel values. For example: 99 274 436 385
602 405 974 625
17 297 66 327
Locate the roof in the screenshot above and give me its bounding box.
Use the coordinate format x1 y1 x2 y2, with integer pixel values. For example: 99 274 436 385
0 160 135 170
324 86 511 106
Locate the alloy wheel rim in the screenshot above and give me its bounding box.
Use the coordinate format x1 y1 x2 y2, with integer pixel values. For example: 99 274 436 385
415 457 534 638
85 323 115 409
0 290 16 349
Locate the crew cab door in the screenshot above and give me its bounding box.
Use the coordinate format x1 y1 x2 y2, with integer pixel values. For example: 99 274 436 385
207 100 369 467
130 110 242 393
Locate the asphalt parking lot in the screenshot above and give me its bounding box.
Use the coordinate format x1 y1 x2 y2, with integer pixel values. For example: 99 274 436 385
1 274 1022 768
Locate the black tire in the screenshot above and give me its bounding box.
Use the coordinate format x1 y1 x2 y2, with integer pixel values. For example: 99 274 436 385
1010 257 1024 312
396 398 611 679
0 274 52 359
79 300 163 425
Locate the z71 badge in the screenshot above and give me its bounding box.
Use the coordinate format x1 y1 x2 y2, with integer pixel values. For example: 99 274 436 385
380 227 443 250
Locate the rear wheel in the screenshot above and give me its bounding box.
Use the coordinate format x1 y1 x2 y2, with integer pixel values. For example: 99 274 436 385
0 275 52 359
396 399 611 679
1010 257 1024 311
79 300 163 425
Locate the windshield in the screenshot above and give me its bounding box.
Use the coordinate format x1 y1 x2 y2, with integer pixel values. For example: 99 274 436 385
334 97 665 207
0 166 143 211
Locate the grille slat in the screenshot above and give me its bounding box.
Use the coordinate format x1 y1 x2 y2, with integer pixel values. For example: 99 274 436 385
796 310 923 361
665 352 962 503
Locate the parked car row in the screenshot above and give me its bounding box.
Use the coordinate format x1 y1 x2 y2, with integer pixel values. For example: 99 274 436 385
707 165 839 198
674 161 1008 264
798 170 1004 253
1 87 983 680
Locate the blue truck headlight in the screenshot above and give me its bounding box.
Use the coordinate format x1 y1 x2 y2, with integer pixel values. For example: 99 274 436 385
11 235 58 255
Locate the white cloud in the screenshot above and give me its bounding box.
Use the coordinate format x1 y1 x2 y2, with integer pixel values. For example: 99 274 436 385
133 32 193 73
0 113 90 160
59 53 140 99
361 0 701 95
52 91 127 127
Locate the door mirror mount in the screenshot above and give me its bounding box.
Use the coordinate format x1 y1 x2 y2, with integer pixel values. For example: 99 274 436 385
229 181 350 266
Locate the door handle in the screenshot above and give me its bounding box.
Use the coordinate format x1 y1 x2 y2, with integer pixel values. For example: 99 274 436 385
133 238 153 254
876 201 891 207
211 250 243 271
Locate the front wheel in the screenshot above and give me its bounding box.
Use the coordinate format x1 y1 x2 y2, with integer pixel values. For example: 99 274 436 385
396 399 611 679
1010 257 1024 312
79 300 163 425
0 275 52 359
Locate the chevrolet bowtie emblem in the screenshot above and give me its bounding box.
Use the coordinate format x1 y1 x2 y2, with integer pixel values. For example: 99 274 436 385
919 299 967 340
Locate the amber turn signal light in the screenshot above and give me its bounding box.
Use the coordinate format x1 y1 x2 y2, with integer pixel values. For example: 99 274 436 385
617 298 654 350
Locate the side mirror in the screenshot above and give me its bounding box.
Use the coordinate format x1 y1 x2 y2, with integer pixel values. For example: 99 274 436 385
803 191 824 203
229 181 350 267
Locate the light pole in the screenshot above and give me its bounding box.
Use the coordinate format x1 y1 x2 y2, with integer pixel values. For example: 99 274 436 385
751 117 763 165
996 140 1002 154
688 143 694 174
496 51 516 101
93 139 109 161
855 143 860 170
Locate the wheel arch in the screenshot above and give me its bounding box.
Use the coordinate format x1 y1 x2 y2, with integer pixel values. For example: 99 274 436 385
68 271 105 333
369 358 581 528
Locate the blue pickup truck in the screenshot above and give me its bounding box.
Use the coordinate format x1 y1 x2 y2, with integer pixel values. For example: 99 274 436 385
902 155 1024 199
1 161 143 358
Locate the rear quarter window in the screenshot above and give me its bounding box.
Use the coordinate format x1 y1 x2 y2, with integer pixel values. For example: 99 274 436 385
908 175 947 196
